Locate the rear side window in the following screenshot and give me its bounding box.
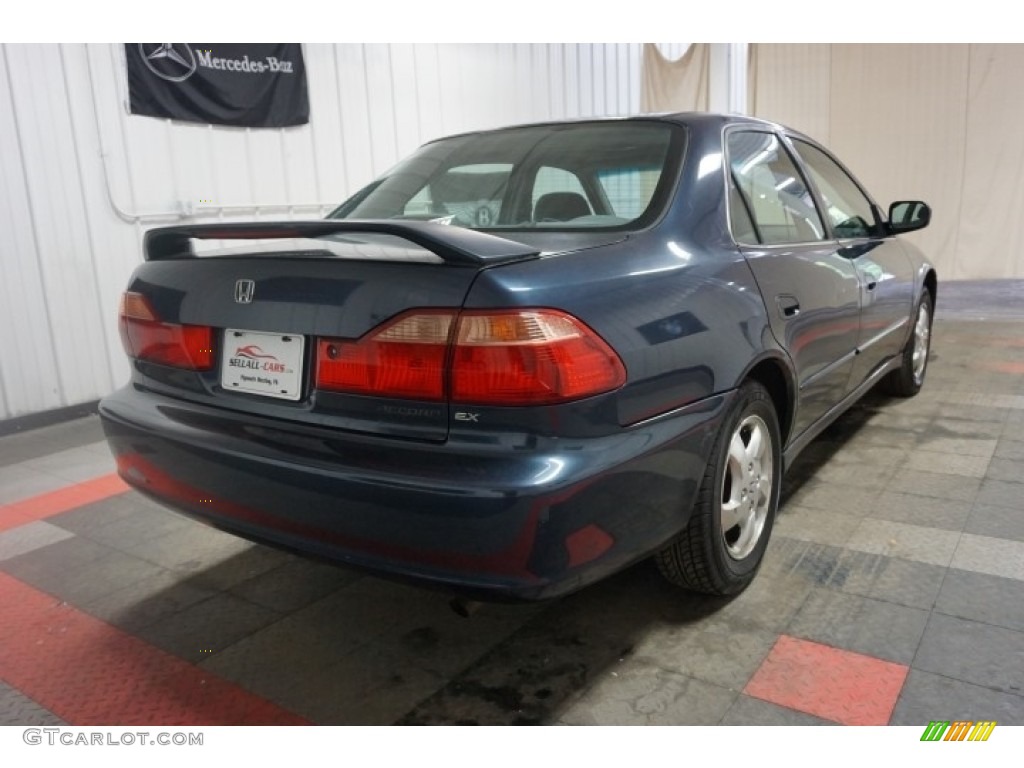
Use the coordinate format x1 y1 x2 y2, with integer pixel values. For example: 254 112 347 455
727 131 825 245
598 167 661 219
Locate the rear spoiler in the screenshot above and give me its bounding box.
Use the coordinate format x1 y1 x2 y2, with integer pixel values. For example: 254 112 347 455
143 220 540 266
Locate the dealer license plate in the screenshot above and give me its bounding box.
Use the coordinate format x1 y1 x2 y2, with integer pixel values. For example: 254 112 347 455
221 329 305 401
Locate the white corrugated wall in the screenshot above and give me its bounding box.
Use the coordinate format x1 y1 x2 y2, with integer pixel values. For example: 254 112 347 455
0 42 678 422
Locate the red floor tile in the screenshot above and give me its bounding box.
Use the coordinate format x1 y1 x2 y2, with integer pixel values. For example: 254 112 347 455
0 571 309 725
744 635 909 726
0 473 129 533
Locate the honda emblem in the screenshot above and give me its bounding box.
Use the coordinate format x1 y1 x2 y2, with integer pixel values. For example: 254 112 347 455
234 279 255 304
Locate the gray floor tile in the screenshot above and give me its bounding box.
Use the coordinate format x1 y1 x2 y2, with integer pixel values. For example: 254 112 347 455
976 479 1024 509
914 437 998 458
554 661 737 725
20 446 115 483
126 524 255 574
994 439 1024 461
868 491 973 531
787 588 930 664
0 681 65 726
631 615 778 690
936 569 1024 633
720 694 835 725
913 614 1024 695
985 458 1024 484
1 535 116 588
964 503 1024 543
904 450 991 478
47 494 140 536
774 505 862 548
0 465 69 504
950 534 1024 582
892 669 1024 726
0 521 74 562
846 519 961 567
885 469 981 503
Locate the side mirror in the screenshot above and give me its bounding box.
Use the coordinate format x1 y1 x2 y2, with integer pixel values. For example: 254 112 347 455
888 201 931 234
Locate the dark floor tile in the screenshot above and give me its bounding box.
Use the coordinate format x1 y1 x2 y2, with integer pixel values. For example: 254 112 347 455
82 567 218 634
0 681 65 726
228 557 361 612
975 479 1024 509
891 669 1024 726
787 589 930 664
935 569 1024 633
914 614 1024 695
985 458 1024 484
134 593 283 663
47 494 148 537
885 469 981 503
830 552 946 611
994 439 1024 461
720 694 834 725
964 503 1024 543
0 415 103 468
1 535 115 585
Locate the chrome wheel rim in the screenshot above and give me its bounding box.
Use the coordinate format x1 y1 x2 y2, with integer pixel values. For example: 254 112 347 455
912 301 931 384
721 414 773 561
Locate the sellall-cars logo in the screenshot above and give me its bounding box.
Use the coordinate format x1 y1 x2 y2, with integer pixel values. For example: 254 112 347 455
920 720 997 741
229 346 286 373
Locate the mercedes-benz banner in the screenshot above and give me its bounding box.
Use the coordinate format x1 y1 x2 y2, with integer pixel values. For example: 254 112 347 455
126 44 309 128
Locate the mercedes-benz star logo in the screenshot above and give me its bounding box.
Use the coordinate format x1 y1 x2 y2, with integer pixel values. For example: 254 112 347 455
234 279 256 304
139 43 197 82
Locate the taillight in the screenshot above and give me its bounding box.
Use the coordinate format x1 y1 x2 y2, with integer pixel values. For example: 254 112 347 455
118 291 214 371
315 308 625 405
316 311 455 400
452 310 626 405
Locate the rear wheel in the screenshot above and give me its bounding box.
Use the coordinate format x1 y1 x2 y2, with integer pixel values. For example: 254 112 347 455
882 290 933 397
655 381 781 596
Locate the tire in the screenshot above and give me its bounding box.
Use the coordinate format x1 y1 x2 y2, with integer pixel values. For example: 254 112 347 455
882 289 933 397
655 380 782 596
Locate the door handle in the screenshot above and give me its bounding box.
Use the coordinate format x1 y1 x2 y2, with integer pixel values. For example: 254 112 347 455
777 295 800 318
865 280 878 291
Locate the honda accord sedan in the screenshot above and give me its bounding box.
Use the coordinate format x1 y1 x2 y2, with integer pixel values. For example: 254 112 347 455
99 113 936 600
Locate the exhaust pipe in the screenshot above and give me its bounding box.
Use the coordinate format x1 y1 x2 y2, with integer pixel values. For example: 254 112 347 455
449 598 482 618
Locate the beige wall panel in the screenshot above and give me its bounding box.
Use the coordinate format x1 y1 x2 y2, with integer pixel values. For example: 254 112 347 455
751 43 831 145
828 44 969 279
957 44 1024 279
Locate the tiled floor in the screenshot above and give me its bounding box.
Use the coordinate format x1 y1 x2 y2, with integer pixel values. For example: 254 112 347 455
1 283 1023 725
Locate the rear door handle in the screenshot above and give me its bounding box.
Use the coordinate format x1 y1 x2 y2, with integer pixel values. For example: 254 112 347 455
865 280 878 291
777 295 801 318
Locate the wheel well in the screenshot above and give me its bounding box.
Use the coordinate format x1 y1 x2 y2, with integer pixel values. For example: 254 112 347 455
745 360 793 446
924 269 937 306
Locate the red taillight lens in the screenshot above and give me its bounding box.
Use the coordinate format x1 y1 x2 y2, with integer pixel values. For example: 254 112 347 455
316 311 455 400
315 308 625 405
451 310 626 405
118 291 214 371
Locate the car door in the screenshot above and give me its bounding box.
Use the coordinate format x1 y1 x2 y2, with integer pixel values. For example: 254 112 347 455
787 137 916 388
726 129 861 440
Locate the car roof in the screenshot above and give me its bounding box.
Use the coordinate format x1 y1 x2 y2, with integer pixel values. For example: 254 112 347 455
422 112 804 145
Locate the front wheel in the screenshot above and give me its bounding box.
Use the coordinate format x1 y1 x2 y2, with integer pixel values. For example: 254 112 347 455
882 289 933 397
655 381 781 596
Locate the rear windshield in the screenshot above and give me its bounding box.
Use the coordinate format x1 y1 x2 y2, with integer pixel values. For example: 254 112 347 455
330 121 683 231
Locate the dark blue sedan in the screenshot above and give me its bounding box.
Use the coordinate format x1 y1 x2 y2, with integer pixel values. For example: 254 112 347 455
100 113 936 600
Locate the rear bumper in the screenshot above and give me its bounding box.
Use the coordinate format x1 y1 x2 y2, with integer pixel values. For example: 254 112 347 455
98 386 731 600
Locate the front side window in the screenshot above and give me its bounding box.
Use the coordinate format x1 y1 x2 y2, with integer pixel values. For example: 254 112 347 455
791 139 878 239
727 131 825 246
331 122 681 231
